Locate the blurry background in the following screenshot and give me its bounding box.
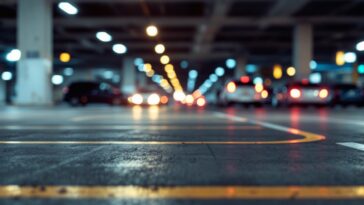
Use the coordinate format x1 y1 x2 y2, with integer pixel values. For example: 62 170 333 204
1 0 364 105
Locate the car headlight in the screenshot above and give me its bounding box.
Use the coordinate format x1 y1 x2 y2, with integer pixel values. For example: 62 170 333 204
131 94 143 105
147 93 160 105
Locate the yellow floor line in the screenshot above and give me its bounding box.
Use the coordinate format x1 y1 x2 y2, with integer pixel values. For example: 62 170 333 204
1 185 364 199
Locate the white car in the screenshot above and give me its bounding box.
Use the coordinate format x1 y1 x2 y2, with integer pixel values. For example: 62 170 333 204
273 82 333 107
128 89 169 106
218 78 269 106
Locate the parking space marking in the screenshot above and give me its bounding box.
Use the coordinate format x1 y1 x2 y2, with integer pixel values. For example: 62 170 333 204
1 185 364 199
0 125 261 131
214 112 326 144
337 142 364 151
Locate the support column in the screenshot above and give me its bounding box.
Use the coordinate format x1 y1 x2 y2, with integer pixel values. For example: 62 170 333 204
0 80 5 105
234 57 246 78
16 0 53 105
293 23 313 80
121 58 136 94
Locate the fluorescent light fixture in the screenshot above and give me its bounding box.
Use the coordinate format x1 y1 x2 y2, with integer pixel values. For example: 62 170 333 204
344 52 357 63
112 44 127 54
6 49 21 62
96 31 112 42
58 2 78 15
1 71 12 81
356 41 364 51
51 75 64 85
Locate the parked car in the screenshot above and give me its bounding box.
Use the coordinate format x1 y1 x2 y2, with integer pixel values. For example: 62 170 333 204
63 81 125 106
331 83 364 106
217 77 270 106
272 82 333 107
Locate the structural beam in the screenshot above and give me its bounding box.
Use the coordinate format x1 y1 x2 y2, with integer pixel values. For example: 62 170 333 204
193 0 233 54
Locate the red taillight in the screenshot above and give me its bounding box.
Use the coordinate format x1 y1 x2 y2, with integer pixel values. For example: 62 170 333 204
319 88 329 99
290 88 301 99
227 82 236 93
240 76 250 83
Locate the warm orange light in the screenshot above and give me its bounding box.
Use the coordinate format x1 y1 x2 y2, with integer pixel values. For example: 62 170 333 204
255 84 264 93
185 95 194 105
227 82 236 93
60 52 71 63
261 90 268 99
160 96 169 104
196 98 206 107
336 51 345 66
286 66 296 77
319 89 329 99
290 88 301 99
273 64 283 79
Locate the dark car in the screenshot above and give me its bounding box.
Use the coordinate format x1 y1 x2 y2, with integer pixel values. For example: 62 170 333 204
331 84 364 106
63 81 125 106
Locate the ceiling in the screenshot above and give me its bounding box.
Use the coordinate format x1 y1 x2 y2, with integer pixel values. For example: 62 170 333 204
1 0 364 75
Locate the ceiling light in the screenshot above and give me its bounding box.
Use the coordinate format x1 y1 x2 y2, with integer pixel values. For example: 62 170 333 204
154 44 165 54
58 2 78 15
146 25 158 37
96 31 112 42
112 44 127 54
6 49 21 62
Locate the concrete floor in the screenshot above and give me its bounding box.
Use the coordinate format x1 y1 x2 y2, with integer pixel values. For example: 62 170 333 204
1 105 364 204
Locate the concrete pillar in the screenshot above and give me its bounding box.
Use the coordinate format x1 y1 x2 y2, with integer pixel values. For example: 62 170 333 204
16 0 53 105
234 57 246 78
293 23 313 80
0 80 5 105
121 58 136 94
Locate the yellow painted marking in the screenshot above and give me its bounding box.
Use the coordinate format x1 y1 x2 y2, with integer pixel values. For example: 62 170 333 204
1 186 364 199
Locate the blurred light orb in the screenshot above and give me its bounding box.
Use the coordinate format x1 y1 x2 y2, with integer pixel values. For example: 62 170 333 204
1 71 12 81
226 58 237 69
286 66 296 77
154 44 165 54
6 49 21 62
358 65 364 74
356 41 364 51
63 67 74 76
160 55 170 64
189 70 198 79
51 75 64 85
173 91 186 102
96 31 112 42
112 44 127 54
146 25 158 37
180 60 189 69
59 52 71 63
134 58 144 66
310 60 318 69
215 67 225 77
209 74 218 82
344 52 357 63
58 2 78 15
253 77 263 85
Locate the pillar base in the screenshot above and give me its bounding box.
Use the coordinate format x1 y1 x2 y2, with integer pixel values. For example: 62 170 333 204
16 59 53 106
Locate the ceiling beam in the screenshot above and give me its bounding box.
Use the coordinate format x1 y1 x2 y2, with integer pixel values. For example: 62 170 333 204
193 0 233 54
